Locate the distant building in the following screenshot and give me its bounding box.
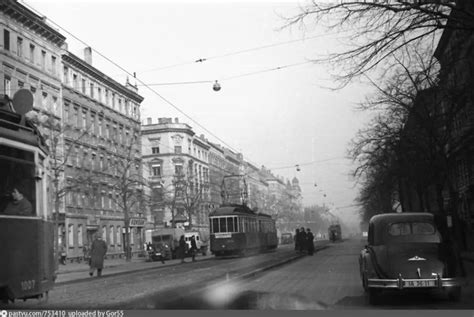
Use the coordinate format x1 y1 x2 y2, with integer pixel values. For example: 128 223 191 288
141 117 211 237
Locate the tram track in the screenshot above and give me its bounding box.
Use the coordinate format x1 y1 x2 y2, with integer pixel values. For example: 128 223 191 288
8 244 329 309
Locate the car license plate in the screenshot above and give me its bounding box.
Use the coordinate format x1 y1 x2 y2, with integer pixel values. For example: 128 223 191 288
404 279 436 288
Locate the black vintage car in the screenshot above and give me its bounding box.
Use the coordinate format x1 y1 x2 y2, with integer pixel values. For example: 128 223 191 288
359 212 466 304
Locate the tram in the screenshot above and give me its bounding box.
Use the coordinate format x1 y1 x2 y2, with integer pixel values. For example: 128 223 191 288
0 92 55 303
328 224 342 242
209 204 278 257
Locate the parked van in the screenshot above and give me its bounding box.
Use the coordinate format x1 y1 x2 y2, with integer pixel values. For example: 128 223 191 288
184 231 208 256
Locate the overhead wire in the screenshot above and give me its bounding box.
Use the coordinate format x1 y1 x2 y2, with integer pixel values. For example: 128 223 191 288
19 1 252 164
19 1 356 202
134 32 335 75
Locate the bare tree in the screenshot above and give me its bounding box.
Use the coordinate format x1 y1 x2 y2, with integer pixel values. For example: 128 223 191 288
171 163 209 230
107 137 147 261
350 48 469 228
26 108 94 268
284 0 474 87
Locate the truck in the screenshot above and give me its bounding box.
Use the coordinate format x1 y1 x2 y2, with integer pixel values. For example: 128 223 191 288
184 231 208 256
146 228 186 260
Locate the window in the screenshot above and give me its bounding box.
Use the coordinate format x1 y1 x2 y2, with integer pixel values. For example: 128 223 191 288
91 154 96 170
219 217 227 232
41 50 46 69
78 225 83 247
102 226 107 241
81 79 86 94
98 118 103 137
52 97 58 115
73 74 78 89
174 146 182 154
3 29 10 50
17 37 23 57
63 66 69 83
90 83 94 98
117 226 121 245
68 224 74 247
152 146 160 154
97 87 102 103
109 226 115 246
389 223 412 236
73 107 79 127
0 145 36 216
41 92 48 109
29 44 35 63
175 164 183 175
4 77 11 97
152 164 161 177
82 111 87 129
412 223 435 235
51 56 57 75
64 104 70 123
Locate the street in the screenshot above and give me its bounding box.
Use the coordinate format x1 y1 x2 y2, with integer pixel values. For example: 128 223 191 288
5 239 474 310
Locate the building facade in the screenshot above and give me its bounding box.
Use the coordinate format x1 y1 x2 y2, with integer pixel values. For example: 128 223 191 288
61 49 144 259
141 117 211 237
433 3 474 250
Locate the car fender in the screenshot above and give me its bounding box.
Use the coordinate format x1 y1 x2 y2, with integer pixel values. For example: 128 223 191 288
360 248 378 279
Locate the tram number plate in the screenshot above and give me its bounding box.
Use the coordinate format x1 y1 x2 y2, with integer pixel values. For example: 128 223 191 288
404 280 436 288
20 279 36 291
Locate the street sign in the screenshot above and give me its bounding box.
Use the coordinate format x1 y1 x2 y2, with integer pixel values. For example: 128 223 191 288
129 218 146 227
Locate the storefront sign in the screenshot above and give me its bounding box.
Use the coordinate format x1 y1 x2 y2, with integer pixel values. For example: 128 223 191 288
129 218 146 227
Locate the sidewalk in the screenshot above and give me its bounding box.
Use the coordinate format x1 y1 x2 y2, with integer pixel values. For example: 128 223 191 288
55 254 214 284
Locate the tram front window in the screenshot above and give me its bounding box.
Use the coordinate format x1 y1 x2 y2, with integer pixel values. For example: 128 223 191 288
0 145 36 216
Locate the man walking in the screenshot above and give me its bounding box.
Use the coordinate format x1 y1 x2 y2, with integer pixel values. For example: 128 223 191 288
190 235 198 262
89 234 107 277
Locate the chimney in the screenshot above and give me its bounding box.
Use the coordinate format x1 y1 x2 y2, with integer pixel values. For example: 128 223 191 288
147 117 152 125
174 117 179 123
84 47 92 65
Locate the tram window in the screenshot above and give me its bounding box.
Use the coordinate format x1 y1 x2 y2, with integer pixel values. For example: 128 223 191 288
227 217 234 233
212 218 219 233
0 145 36 216
220 217 227 232
234 217 238 232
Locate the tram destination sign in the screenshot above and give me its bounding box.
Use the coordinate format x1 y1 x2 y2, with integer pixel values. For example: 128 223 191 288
129 218 146 227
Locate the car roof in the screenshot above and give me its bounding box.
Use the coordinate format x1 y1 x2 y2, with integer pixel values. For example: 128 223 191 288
369 212 439 245
369 212 434 226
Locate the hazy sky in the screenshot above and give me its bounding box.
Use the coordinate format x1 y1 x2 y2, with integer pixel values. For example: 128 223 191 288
27 0 374 230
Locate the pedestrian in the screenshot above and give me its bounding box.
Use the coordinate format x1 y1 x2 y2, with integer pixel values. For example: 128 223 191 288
299 227 307 254
190 235 198 262
306 228 315 256
179 235 187 264
89 234 107 277
3 186 32 215
294 228 300 251
156 244 166 264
